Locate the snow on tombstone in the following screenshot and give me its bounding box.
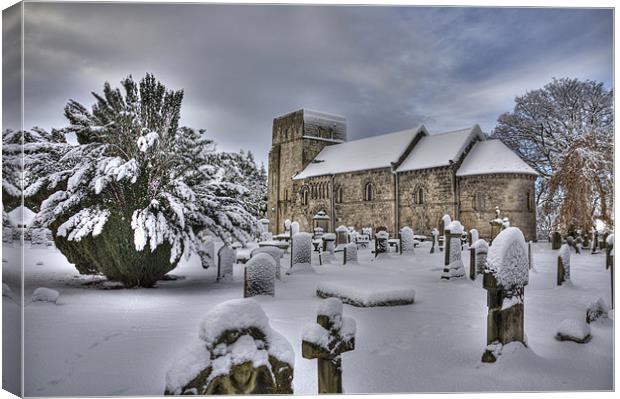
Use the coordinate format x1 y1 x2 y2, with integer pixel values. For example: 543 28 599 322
288 232 314 274
31 287 60 304
343 242 358 265
335 225 349 248
164 298 294 395
430 228 439 253
244 253 276 297
302 298 356 394
259 218 272 241
374 231 389 257
469 229 479 245
482 227 529 363
469 239 489 280
251 246 283 280
217 245 236 282
605 233 614 270
441 221 465 280
321 233 336 264
290 221 300 236
557 244 571 286
399 226 415 254
198 236 215 270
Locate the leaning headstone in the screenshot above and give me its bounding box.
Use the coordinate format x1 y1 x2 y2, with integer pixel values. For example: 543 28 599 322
251 246 283 280
551 231 562 250
164 299 294 395
481 227 529 363
399 226 415 254
217 245 236 282
244 253 276 297
374 231 389 257
343 242 358 265
469 229 479 246
441 221 465 280
198 237 215 269
555 318 591 344
289 232 313 273
586 297 610 323
557 244 571 286
302 298 356 394
469 239 488 280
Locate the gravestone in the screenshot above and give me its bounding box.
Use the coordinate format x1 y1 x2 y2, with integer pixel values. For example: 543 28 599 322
291 221 300 237
430 228 439 254
259 218 272 241
217 245 236 282
566 236 580 254
439 215 451 251
164 299 294 395
284 219 291 234
361 227 372 236
606 234 614 308
302 298 356 394
481 227 529 363
251 246 283 280
335 225 349 248
469 239 488 280
469 229 479 246
399 226 415 254
441 221 465 280
551 231 562 250
198 237 215 269
321 233 336 263
591 229 599 253
557 244 570 286
291 232 312 269
374 231 389 257
244 253 276 297
343 243 358 265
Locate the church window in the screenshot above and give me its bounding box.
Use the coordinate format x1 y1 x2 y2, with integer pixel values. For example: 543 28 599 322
301 188 309 205
335 186 343 203
416 187 424 205
364 183 374 202
526 190 534 212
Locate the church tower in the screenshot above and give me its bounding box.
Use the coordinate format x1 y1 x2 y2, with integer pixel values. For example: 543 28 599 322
267 109 346 234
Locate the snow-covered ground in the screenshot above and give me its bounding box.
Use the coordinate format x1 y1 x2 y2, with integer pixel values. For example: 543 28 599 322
2 241 613 395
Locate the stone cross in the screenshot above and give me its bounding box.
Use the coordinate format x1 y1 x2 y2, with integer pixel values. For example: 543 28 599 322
557 244 570 286
481 227 529 363
217 245 236 282
302 298 356 394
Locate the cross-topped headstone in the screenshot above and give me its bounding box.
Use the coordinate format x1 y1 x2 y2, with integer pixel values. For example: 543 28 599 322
302 298 356 394
482 227 529 363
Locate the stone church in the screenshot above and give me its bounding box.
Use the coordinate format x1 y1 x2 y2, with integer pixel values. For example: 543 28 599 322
267 109 538 241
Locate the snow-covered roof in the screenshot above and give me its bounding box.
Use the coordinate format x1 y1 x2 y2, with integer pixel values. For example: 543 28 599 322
395 126 483 172
293 126 424 179
8 206 36 227
456 140 539 177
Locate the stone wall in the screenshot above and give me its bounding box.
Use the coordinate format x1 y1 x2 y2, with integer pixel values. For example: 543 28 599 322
397 167 456 236
458 174 537 242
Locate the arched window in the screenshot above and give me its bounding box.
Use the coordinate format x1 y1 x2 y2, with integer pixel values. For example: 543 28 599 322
416 187 424 205
474 192 485 211
526 190 534 212
311 185 316 199
301 188 309 205
335 186 343 203
364 183 374 202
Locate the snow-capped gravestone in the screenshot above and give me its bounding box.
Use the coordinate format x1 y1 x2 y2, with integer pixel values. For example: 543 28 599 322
290 221 300 237
164 299 294 395
321 233 336 262
283 219 291 235
399 227 415 254
288 232 313 273
469 229 479 246
439 214 451 251
216 246 235 282
374 231 389 257
335 225 349 248
259 218 272 242
244 253 276 298
469 239 489 280
198 237 215 270
343 243 357 265
557 244 571 286
430 228 439 254
551 231 562 250
251 246 283 280
302 298 356 394
441 221 465 280
482 227 529 363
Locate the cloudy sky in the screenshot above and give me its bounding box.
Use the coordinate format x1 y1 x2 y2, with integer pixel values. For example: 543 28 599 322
3 3 613 165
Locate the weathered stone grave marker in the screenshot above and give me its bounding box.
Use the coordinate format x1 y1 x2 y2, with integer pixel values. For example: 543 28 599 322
251 246 283 280
321 233 336 264
374 231 389 257
481 227 529 363
289 232 313 273
302 298 356 394
335 225 349 248
430 228 439 254
343 243 357 265
469 239 488 280
469 228 479 246
551 231 562 250
244 253 276 297
557 244 571 286
164 299 294 395
217 245 236 282
399 226 415 254
441 221 465 280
